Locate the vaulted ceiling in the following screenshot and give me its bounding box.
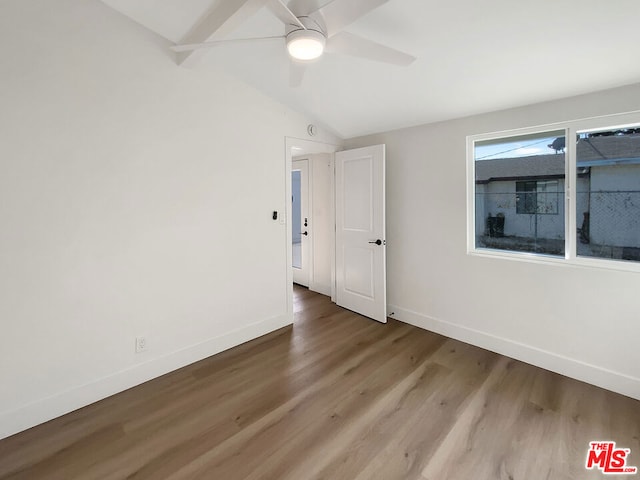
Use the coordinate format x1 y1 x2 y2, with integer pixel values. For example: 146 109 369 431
102 0 640 138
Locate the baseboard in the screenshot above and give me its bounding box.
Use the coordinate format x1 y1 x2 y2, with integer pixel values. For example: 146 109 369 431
0 313 293 440
388 304 640 401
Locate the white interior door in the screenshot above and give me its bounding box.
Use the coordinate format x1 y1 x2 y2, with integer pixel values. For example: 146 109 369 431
292 159 311 286
335 145 387 323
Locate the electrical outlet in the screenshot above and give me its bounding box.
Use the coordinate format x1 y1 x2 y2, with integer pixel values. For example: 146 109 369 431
135 336 147 353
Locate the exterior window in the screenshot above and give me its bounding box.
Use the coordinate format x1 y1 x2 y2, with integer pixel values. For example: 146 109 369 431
516 180 559 215
470 116 640 268
516 181 537 214
576 127 640 262
474 130 566 256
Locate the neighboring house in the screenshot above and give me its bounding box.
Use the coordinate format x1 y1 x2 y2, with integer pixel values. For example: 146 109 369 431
476 134 640 255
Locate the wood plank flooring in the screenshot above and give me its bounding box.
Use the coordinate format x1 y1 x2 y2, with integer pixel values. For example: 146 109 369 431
1 285 639 479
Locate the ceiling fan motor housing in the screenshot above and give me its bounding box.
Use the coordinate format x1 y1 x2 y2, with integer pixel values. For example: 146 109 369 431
285 14 326 35
286 28 326 60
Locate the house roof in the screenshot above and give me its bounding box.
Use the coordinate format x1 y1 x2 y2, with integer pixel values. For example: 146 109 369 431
476 155 565 183
476 134 640 183
578 134 640 164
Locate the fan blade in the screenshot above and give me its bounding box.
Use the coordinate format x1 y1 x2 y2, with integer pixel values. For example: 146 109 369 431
267 0 306 29
289 60 307 87
172 36 284 53
286 0 333 16
313 0 388 37
326 32 415 66
177 0 268 65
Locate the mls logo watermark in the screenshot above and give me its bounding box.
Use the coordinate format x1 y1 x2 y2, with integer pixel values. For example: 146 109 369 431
586 441 637 475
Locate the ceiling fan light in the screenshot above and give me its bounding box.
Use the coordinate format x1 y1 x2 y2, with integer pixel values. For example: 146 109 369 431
286 30 326 61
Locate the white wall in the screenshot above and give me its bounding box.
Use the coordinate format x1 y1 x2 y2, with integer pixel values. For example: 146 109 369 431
0 0 340 439
346 83 640 400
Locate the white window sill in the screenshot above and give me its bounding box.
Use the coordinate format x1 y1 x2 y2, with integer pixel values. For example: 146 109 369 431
469 248 640 274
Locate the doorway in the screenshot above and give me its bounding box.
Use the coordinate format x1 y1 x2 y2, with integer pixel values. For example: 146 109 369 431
284 138 387 324
285 138 339 320
292 158 310 287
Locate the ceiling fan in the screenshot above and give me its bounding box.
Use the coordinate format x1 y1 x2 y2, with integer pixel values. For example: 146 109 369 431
170 0 416 87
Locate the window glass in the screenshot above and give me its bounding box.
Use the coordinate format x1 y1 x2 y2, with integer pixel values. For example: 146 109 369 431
475 130 565 256
576 127 640 262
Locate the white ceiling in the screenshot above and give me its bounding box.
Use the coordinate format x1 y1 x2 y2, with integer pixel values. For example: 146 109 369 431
102 0 640 138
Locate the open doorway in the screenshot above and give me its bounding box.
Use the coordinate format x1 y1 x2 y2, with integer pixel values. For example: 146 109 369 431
285 137 340 320
285 138 388 324
292 158 309 287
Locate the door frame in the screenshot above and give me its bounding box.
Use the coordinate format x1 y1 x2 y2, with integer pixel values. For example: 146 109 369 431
285 137 340 320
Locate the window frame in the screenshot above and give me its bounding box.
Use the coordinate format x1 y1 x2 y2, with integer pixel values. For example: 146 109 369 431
467 110 640 273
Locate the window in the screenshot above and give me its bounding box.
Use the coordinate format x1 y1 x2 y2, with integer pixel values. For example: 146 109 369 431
516 181 537 214
576 127 640 262
516 180 559 215
474 130 565 256
468 113 640 268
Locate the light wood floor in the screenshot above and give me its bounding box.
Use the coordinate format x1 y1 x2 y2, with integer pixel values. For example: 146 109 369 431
1 286 639 479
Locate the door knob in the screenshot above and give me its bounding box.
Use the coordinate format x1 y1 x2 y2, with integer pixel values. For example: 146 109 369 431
368 239 382 245
301 231 308 236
